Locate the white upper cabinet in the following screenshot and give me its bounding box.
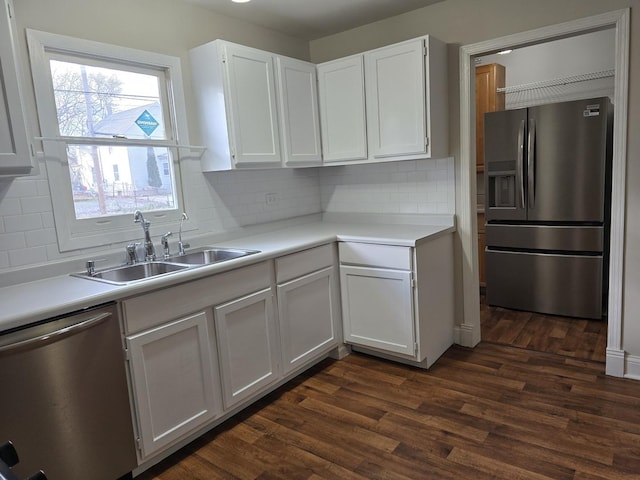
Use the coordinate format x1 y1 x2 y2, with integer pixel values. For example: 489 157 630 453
317 55 367 163
276 56 322 167
0 0 33 176
223 43 281 168
190 41 281 170
317 35 448 165
190 40 322 171
365 39 427 158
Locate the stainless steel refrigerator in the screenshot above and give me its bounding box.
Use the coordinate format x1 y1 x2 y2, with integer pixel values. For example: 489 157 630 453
484 97 613 319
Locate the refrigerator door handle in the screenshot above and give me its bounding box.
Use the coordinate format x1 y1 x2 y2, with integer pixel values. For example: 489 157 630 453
517 119 525 208
528 117 536 208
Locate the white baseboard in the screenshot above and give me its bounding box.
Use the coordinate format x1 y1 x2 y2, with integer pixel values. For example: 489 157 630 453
606 347 625 377
623 352 640 380
454 323 480 348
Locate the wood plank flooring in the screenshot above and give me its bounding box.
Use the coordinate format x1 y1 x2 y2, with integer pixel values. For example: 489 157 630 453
137 343 640 480
480 298 608 362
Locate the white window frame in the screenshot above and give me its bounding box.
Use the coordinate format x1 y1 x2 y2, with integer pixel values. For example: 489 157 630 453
27 29 192 252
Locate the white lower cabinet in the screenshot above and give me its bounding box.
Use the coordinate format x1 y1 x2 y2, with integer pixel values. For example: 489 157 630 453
214 288 279 409
339 237 454 368
126 310 219 459
121 237 453 472
340 265 415 356
276 244 340 374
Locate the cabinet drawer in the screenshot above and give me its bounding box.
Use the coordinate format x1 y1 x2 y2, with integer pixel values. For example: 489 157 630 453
339 242 412 270
276 244 335 283
123 261 272 334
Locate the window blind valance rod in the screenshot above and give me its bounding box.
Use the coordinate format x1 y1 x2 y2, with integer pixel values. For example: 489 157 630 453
497 69 615 94
34 135 206 150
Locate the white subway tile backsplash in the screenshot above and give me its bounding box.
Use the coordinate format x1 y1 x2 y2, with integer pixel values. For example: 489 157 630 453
36 179 51 197
0 232 26 250
5 179 38 198
20 196 53 214
4 213 43 233
320 157 454 215
0 198 21 216
25 228 57 247
9 246 48 267
0 156 455 275
41 212 55 229
0 252 8 269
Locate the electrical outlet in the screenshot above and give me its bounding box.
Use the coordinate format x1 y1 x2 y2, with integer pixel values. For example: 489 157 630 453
265 193 279 206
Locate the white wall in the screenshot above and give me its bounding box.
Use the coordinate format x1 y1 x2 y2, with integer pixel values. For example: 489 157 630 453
310 0 640 357
477 28 616 109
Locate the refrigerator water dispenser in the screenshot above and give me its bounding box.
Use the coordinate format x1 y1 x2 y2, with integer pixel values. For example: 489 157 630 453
488 174 516 208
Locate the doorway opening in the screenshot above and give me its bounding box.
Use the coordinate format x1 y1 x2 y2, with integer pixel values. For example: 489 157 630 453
474 30 614 362
457 9 629 377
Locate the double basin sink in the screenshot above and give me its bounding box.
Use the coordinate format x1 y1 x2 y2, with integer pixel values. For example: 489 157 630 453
73 247 260 285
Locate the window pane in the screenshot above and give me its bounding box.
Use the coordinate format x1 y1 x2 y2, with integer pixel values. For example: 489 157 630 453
50 59 166 140
68 144 176 219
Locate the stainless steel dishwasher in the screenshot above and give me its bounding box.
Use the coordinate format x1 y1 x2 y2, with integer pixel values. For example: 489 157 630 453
0 303 137 479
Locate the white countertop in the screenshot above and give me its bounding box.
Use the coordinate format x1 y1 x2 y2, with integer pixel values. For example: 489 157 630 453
0 215 455 332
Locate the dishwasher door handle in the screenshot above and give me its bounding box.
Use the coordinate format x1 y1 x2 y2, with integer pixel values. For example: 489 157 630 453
0 312 112 354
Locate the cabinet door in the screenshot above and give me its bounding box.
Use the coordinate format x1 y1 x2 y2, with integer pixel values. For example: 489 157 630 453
475 63 506 170
340 265 415 356
317 55 367 163
365 39 426 158
277 267 337 374
215 288 279 409
276 56 322 167
0 0 33 175
223 43 281 167
127 311 219 459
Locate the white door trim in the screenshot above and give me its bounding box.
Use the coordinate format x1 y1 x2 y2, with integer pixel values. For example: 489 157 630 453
456 9 630 377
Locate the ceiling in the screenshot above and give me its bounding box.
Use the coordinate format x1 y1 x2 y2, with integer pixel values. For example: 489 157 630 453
182 0 445 40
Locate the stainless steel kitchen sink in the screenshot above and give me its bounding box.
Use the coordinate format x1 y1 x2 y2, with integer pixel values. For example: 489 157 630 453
72 247 260 285
166 247 259 265
73 261 191 285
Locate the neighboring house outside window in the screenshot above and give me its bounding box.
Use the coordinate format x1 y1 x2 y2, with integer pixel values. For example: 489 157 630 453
27 30 190 251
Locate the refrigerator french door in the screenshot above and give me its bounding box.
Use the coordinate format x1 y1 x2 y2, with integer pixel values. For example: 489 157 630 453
484 97 612 319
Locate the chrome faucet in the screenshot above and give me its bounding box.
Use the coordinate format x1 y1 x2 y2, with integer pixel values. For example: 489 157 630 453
126 242 140 265
178 212 189 255
133 210 156 261
161 232 172 258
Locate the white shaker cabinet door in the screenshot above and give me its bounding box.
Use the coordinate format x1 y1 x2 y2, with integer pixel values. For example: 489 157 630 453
223 43 281 168
277 267 337 374
126 310 219 459
317 55 367 163
364 39 427 158
340 265 415 356
276 56 322 167
0 0 33 175
214 288 279 409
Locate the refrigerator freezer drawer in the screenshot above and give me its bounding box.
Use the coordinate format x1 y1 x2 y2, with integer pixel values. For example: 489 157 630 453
485 249 603 319
486 224 604 252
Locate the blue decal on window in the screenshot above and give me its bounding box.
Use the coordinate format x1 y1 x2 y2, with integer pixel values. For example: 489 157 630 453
135 110 159 136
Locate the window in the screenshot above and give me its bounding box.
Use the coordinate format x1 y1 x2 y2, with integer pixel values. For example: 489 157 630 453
27 30 191 251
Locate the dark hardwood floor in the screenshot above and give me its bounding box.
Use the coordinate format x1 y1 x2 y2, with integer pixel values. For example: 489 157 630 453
137 340 639 480
480 296 608 362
